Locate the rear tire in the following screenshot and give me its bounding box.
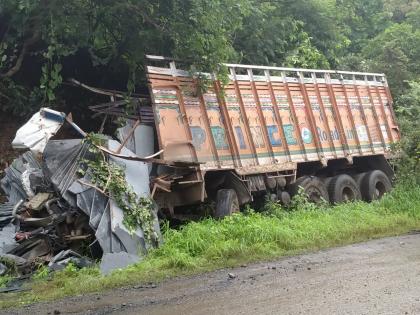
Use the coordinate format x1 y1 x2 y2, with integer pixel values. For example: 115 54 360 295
214 189 239 218
290 176 329 204
328 174 361 204
360 170 392 201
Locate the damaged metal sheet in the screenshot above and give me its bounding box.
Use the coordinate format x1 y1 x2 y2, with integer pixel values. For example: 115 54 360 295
100 252 141 275
11 108 85 156
43 139 91 206
48 249 93 271
0 224 17 254
117 121 155 173
0 151 45 204
0 107 163 278
11 108 66 155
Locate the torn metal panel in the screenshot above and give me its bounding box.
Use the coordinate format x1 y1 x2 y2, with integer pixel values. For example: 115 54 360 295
48 249 93 271
100 252 141 275
109 199 146 255
68 180 108 230
1 151 44 204
108 139 151 197
95 202 125 254
43 140 91 206
0 224 17 254
12 108 66 155
117 121 155 173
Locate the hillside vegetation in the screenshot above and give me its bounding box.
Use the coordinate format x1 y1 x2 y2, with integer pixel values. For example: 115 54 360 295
0 0 420 306
1 0 419 166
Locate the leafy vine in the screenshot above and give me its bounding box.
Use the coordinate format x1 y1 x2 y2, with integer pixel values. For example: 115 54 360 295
80 134 158 247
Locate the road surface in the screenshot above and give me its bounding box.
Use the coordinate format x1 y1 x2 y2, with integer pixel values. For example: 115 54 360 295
4 233 420 315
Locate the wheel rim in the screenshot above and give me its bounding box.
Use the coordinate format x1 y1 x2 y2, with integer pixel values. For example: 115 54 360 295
231 197 240 213
307 188 322 203
342 187 355 202
375 181 386 198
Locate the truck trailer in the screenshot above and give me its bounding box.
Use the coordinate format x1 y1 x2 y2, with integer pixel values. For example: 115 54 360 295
144 55 400 218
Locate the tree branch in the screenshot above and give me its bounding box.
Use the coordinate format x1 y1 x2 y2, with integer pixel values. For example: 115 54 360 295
0 30 40 78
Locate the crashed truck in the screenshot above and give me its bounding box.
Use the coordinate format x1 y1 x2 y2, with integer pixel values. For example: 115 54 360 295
0 56 400 273
145 56 400 217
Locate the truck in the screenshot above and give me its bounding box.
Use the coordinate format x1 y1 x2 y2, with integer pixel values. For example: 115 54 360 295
144 55 400 218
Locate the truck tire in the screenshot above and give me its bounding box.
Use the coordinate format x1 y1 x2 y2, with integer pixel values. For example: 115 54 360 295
360 170 392 201
290 176 329 204
214 189 239 218
352 172 367 188
328 174 361 204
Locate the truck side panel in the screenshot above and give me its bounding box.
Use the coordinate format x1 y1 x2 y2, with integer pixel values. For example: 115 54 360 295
147 65 400 175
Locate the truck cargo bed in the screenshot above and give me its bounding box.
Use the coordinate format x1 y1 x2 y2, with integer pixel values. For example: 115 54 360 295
146 57 399 176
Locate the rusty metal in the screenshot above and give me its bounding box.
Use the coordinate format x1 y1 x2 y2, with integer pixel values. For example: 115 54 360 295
235 162 297 176
265 70 292 162
340 76 363 155
89 100 154 122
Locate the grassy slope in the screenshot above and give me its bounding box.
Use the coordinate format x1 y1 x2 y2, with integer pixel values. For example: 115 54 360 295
1 183 420 308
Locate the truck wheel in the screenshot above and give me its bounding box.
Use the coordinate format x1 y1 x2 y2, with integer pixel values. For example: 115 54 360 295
352 172 367 188
214 189 239 218
328 174 361 203
290 176 329 204
360 170 392 201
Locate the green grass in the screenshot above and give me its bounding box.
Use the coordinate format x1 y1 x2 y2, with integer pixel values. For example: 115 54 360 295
1 182 420 308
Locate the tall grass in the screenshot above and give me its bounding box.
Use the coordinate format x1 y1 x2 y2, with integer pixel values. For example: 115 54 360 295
1 182 420 308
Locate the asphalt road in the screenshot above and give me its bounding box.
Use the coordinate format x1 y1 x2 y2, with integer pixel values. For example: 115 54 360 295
4 233 420 315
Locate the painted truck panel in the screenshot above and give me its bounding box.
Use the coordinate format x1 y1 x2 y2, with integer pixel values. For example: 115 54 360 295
147 62 400 175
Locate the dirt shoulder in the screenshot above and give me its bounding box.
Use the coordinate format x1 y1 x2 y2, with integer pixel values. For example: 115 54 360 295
4 233 420 315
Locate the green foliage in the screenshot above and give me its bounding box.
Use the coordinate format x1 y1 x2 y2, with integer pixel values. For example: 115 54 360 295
82 134 158 247
1 0 420 129
0 276 11 289
394 81 420 183
32 265 50 281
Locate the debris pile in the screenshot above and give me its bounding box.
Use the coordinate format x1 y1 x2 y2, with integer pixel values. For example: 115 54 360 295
0 108 161 279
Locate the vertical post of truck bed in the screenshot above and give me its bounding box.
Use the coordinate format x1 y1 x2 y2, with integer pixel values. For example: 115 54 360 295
298 72 325 162
169 61 200 164
339 75 363 155
230 68 259 165
213 77 242 167
312 72 337 159
364 75 387 151
372 76 395 144
197 92 221 167
248 69 276 163
324 73 350 157
383 77 399 132
265 70 292 162
281 71 308 161
352 75 375 153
